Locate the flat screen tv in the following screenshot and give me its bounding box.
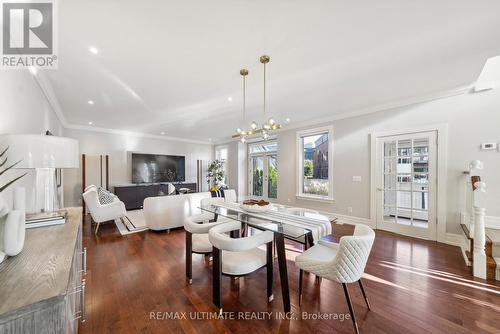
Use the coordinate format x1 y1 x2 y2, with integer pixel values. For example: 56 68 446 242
132 153 185 183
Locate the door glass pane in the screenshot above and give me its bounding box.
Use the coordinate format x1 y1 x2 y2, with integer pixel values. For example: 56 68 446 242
384 190 396 206
384 158 396 173
413 138 429 156
384 175 396 190
384 141 396 157
383 205 396 223
413 192 428 211
252 157 264 196
302 133 329 196
268 155 278 199
397 139 412 156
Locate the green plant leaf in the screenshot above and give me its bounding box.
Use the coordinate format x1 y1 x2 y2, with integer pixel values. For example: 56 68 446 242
0 159 22 177
0 146 8 158
0 173 27 193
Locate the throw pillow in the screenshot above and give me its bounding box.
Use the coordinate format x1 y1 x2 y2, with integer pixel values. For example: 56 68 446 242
97 187 115 205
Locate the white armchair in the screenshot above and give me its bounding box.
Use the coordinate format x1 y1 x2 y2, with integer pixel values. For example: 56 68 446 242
208 221 274 311
82 185 127 234
295 224 375 334
184 197 231 284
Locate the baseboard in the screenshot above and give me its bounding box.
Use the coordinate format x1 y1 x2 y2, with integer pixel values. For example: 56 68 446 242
445 232 470 266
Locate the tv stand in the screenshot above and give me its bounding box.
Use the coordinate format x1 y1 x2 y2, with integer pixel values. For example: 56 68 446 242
113 182 197 210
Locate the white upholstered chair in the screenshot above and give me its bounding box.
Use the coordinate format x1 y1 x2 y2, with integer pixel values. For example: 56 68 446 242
208 221 274 311
82 185 127 234
223 189 237 203
184 197 230 283
295 224 375 334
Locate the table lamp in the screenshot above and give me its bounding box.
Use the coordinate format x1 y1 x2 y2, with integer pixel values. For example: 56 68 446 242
0 134 79 213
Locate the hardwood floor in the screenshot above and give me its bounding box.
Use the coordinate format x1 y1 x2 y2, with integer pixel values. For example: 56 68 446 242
79 217 500 334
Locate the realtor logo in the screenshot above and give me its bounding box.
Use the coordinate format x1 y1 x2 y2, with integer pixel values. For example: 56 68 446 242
1 0 57 69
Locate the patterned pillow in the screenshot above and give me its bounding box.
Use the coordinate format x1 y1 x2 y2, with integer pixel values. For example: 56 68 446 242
97 187 116 205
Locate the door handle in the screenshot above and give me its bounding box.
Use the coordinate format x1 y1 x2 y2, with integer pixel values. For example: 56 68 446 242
377 188 384 192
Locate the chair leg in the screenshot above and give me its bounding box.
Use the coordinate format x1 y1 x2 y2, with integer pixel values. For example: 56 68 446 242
358 279 370 310
266 241 273 302
94 222 100 235
298 269 303 306
186 232 193 284
342 283 359 334
213 247 222 310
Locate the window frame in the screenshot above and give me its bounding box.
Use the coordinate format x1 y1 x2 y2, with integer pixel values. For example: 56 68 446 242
296 125 334 202
215 145 228 186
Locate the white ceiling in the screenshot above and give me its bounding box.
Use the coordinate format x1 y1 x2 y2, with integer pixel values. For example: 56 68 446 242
43 0 500 143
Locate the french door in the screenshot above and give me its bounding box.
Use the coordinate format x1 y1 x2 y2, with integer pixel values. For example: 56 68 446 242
375 131 437 240
249 154 278 199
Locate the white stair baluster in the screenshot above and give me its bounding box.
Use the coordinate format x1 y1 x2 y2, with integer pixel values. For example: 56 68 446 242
472 181 487 279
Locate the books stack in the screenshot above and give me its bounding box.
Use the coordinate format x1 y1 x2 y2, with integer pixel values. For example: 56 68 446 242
25 210 67 229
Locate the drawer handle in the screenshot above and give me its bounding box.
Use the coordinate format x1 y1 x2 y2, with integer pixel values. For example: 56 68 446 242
72 281 86 322
78 248 87 275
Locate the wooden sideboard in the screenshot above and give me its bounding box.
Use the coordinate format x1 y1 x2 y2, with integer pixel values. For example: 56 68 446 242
114 182 197 210
0 207 85 334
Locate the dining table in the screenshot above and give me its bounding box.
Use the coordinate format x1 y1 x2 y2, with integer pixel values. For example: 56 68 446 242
200 202 337 313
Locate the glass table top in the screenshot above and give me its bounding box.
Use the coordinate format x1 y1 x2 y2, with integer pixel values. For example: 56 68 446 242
200 203 335 240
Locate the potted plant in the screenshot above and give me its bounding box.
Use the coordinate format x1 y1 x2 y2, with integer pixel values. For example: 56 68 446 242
206 159 225 191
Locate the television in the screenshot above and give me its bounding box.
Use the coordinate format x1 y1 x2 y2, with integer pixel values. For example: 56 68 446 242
132 153 185 183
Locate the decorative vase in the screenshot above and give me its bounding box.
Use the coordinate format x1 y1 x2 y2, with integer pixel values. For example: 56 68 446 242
0 188 26 265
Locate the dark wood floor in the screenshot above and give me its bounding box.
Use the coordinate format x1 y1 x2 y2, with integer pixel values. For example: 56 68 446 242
79 217 500 334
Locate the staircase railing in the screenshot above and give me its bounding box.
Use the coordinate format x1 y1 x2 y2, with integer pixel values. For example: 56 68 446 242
472 180 487 279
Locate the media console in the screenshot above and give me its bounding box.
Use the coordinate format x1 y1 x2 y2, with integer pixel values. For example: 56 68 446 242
113 182 197 210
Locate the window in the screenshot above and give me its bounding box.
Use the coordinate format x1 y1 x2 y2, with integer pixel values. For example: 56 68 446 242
248 141 278 199
296 126 333 201
215 145 228 186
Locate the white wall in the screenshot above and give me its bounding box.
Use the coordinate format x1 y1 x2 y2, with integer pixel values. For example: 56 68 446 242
276 88 500 234
0 71 63 211
63 128 214 207
225 141 247 198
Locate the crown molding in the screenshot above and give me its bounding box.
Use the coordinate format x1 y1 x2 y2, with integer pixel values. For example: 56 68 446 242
64 123 214 146
213 83 473 145
31 71 69 127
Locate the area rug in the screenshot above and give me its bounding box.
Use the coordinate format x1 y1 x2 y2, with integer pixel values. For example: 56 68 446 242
114 209 149 235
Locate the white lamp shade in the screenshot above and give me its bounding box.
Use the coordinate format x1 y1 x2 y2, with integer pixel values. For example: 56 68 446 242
1 134 79 169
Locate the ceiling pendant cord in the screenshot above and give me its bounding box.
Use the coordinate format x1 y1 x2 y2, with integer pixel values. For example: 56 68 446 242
260 55 270 117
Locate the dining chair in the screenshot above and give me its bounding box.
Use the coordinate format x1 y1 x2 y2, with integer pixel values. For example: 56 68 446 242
295 224 375 334
208 221 274 312
184 197 230 284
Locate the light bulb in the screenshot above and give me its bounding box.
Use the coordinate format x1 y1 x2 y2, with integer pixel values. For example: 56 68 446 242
248 130 253 135
271 124 278 130
269 118 275 125
263 133 269 140
263 124 270 130
241 137 246 143
236 128 242 134
240 131 247 136
251 121 258 130
262 129 267 135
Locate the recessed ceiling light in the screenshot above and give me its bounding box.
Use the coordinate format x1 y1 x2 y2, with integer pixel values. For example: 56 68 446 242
28 66 38 76
160 131 165 135
227 97 233 102
88 46 99 55
88 100 94 105
88 121 93 125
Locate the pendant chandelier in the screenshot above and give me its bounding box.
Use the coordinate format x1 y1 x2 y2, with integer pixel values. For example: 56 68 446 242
233 55 283 143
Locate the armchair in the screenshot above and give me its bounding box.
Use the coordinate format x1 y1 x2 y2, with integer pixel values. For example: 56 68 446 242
82 185 127 234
